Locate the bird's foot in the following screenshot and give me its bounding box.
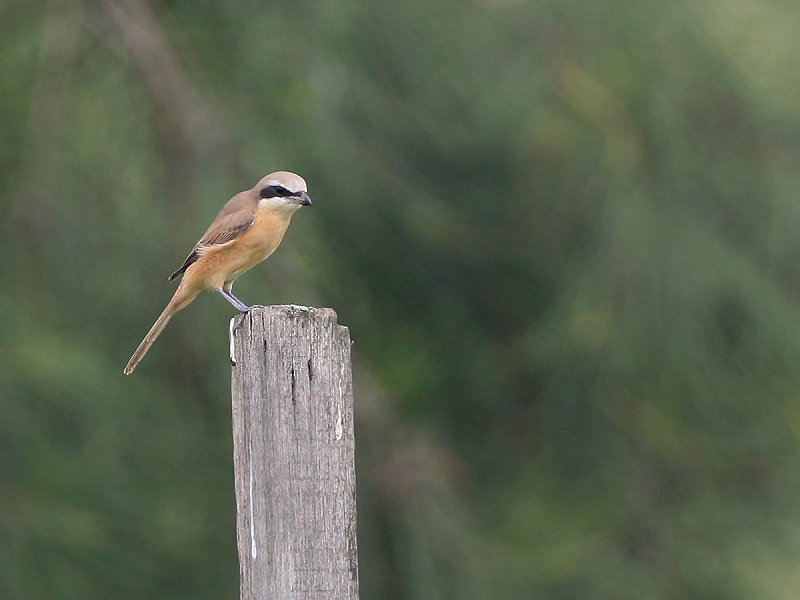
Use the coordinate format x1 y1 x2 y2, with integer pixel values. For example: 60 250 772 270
229 313 246 365
239 304 265 313
229 306 267 366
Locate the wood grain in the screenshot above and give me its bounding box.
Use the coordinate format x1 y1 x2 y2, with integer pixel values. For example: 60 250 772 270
231 305 359 600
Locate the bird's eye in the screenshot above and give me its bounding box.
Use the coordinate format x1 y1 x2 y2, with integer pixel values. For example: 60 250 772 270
260 185 292 198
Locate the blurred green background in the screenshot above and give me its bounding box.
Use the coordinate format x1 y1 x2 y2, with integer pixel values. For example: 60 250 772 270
4 0 800 598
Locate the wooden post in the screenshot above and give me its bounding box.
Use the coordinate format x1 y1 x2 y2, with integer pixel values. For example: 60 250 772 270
230 305 359 600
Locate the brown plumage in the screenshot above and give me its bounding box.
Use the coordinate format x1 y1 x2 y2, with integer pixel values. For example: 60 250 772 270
168 191 258 281
124 171 312 375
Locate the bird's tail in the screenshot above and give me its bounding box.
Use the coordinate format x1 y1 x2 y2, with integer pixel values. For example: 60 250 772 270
123 283 199 375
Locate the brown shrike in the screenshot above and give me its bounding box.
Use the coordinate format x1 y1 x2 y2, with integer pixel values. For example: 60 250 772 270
123 171 312 375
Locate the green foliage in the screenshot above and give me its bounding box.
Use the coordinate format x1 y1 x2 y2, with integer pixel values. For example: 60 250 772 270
3 0 800 598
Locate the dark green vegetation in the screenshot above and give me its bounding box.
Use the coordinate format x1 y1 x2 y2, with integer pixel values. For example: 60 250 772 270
3 0 800 598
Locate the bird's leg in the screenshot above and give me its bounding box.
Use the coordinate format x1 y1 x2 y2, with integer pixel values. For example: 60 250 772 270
222 283 265 365
220 288 250 312
220 282 265 313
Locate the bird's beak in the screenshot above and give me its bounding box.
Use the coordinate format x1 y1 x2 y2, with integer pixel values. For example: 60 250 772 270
296 191 312 207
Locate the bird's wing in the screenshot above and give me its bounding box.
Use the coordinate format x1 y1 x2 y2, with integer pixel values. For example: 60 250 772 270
168 196 257 281
197 209 256 247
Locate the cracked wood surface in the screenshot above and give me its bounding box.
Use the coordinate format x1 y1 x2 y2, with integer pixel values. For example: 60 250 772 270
231 305 359 600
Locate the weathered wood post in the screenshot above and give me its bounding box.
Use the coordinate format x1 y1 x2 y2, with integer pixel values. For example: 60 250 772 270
230 305 359 600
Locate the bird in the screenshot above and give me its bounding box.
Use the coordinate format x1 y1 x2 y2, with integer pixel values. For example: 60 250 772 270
123 171 312 375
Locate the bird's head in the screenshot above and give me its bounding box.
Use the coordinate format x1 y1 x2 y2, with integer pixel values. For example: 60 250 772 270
255 171 312 212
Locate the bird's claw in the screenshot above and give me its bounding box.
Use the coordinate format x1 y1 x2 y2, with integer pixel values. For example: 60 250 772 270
229 306 266 366
229 313 247 365
241 304 265 312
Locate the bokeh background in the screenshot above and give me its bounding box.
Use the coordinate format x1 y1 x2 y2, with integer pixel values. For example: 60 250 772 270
4 0 800 598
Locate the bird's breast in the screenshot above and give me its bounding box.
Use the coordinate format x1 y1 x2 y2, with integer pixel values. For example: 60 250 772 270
183 208 293 289
239 208 291 254
221 209 292 280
